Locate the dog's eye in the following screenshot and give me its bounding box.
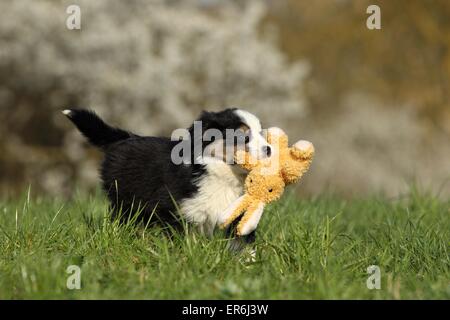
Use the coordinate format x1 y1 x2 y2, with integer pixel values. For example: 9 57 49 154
268 188 273 192
236 125 251 145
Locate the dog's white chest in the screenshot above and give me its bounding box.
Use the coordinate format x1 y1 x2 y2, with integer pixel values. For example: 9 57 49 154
180 161 245 235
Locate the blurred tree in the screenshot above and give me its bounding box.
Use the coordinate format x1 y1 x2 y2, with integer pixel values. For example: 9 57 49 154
0 0 448 197
0 0 307 195
266 0 450 133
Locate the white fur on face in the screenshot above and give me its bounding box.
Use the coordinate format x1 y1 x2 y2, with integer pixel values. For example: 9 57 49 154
234 109 271 160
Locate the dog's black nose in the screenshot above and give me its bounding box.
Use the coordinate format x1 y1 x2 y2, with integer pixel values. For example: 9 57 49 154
263 146 271 157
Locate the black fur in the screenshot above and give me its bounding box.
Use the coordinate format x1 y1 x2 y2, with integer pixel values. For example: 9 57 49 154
64 108 246 229
65 109 135 148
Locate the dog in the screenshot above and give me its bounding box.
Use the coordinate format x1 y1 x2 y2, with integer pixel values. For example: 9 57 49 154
63 108 272 248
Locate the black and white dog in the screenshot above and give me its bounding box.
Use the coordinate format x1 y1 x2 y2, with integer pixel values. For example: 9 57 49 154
63 108 272 247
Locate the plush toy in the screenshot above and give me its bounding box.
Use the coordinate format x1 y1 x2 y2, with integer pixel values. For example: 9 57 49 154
218 127 314 236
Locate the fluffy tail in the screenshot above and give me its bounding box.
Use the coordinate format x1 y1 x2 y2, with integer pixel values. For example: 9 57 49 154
63 109 132 148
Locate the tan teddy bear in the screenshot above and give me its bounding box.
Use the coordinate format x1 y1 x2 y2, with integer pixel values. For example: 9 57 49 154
218 127 314 236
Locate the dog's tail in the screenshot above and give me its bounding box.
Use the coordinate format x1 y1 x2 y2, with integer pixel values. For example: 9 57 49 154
62 109 132 148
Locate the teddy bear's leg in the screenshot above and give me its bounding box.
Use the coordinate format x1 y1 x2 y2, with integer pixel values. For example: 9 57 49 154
237 201 265 236
218 194 251 229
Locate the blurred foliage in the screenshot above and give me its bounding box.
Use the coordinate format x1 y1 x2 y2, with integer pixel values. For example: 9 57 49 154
266 0 450 133
0 0 307 196
0 0 449 197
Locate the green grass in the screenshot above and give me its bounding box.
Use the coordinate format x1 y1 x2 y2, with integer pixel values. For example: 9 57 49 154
0 188 448 299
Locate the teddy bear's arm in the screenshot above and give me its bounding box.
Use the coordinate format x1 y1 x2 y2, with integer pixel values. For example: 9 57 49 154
237 201 265 236
219 194 252 229
282 160 312 184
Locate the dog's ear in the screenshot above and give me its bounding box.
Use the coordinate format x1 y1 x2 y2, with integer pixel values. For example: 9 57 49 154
197 111 222 131
196 109 239 130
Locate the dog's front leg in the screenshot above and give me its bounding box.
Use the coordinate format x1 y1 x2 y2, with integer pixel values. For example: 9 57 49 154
226 219 257 258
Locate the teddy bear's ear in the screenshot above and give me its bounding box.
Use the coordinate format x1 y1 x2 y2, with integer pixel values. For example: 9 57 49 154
267 127 289 149
290 140 314 160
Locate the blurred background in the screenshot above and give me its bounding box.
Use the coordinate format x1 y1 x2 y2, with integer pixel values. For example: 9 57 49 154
0 0 449 198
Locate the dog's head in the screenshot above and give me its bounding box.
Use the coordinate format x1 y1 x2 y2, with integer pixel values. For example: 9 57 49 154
188 108 271 164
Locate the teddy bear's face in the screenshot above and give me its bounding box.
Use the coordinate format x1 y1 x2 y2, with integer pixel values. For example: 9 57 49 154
245 170 285 203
